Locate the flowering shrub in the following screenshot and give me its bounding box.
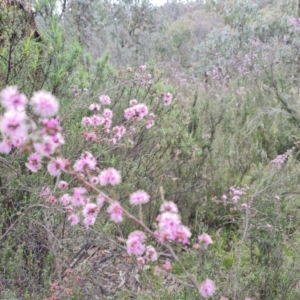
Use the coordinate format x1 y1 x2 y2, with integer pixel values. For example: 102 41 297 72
0 80 216 298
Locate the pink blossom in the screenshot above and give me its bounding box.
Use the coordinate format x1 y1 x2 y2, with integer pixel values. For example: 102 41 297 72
0 139 12 154
99 95 111 105
127 231 146 256
107 201 123 222
163 92 172 106
139 65 147 72
88 115 104 126
175 225 191 244
162 260 172 272
103 108 113 119
99 168 121 186
128 230 145 242
58 181 68 189
146 120 154 129
241 203 249 210
129 190 150 205
145 245 158 262
81 117 90 125
0 111 27 138
82 132 98 141
0 86 27 111
83 216 96 228
244 298 252 300
41 118 62 136
47 195 57 204
59 194 71 206
96 195 106 208
232 196 239 203
73 152 97 172
90 176 99 185
130 99 138 106
82 203 99 218
124 104 148 121
47 160 61 176
33 136 59 156
103 118 112 129
149 113 156 119
158 212 181 232
65 205 73 213
198 233 213 249
89 103 101 111
68 214 79 226
160 201 178 214
220 297 229 300
137 257 145 268
30 91 59 117
25 153 42 172
199 279 215 298
72 187 86 207
40 186 50 197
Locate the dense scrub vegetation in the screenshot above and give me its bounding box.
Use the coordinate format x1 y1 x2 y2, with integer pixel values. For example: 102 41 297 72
1 0 300 299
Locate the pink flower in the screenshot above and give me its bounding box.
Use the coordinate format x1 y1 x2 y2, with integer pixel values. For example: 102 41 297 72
34 136 59 156
72 187 86 206
158 212 181 232
99 168 121 186
0 111 27 138
244 298 252 300
0 86 27 111
199 279 215 298
107 201 123 223
139 65 147 72
99 95 111 105
58 181 68 189
162 260 172 272
25 153 42 172
103 108 113 119
124 104 148 121
127 231 146 256
83 216 96 228
82 203 99 218
81 117 90 125
145 245 158 262
128 230 145 242
146 120 154 129
129 190 150 205
130 99 138 106
220 297 229 300
40 186 50 197
89 103 101 111
90 176 99 185
30 91 59 117
103 118 112 129
41 118 62 136
160 201 178 214
47 160 61 176
0 139 12 154
59 194 71 206
73 152 97 172
241 203 249 210
96 195 106 208
198 233 213 249
163 92 172 106
88 115 104 126
68 214 79 226
175 225 191 244
47 195 57 204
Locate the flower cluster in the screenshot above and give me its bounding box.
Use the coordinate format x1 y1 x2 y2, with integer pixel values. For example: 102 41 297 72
271 147 294 169
0 87 64 174
154 201 191 244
